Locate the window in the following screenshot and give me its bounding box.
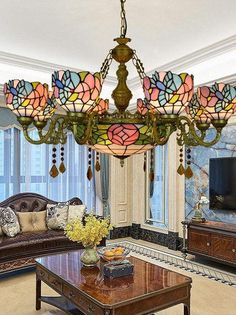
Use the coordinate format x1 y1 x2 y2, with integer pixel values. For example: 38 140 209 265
145 146 168 229
0 127 95 209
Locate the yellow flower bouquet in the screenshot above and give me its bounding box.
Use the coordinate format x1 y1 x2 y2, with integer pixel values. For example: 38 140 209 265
65 213 113 266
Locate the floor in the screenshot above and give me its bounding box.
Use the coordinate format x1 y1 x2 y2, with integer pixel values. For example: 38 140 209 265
0 238 235 315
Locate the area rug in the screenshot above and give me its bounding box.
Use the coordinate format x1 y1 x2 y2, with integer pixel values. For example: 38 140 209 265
113 240 236 287
1 240 236 315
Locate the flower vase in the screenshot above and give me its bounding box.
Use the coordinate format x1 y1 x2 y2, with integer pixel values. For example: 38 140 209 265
80 246 100 267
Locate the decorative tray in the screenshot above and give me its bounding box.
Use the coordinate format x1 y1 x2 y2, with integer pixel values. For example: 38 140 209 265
97 246 130 262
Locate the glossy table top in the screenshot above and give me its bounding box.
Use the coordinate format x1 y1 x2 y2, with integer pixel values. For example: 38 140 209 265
36 250 191 306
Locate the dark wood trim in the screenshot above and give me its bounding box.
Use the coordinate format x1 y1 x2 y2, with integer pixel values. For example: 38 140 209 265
183 220 236 267
0 192 82 208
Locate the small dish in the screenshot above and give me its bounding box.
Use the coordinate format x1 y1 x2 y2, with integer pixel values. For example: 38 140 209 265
97 246 129 262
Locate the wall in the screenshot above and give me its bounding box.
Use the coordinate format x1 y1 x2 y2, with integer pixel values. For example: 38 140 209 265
185 121 236 224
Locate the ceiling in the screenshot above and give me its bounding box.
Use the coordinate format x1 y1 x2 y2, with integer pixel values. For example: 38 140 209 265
0 0 235 79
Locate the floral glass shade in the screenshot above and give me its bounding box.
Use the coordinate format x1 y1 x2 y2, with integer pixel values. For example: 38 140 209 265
52 70 102 113
4 80 48 117
34 93 57 121
90 123 153 156
137 99 148 115
198 83 236 121
143 71 193 115
92 98 109 114
186 93 211 124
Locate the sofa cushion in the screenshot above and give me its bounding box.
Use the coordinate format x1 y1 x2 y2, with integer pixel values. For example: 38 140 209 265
0 230 66 250
0 226 3 236
18 211 47 232
46 202 69 230
0 207 20 237
68 205 86 223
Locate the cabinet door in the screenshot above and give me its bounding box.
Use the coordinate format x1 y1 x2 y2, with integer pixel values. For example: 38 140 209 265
188 229 210 255
211 234 235 262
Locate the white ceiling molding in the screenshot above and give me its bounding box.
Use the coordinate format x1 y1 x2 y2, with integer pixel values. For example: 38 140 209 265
0 35 235 90
195 73 236 88
128 35 236 89
0 50 116 86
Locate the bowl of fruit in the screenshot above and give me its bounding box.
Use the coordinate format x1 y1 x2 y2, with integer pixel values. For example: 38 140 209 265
97 246 129 262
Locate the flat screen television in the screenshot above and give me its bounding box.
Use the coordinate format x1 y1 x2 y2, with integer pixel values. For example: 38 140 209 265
209 157 236 210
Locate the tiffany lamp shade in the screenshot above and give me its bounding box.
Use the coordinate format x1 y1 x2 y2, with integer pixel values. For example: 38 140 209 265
186 93 211 124
198 83 236 121
143 71 194 115
52 70 102 113
4 80 48 117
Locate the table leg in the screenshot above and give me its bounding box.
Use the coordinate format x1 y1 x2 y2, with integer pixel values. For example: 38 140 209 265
184 301 190 315
36 275 41 310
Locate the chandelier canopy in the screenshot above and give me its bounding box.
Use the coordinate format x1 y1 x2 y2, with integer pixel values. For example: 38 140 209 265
3 0 236 175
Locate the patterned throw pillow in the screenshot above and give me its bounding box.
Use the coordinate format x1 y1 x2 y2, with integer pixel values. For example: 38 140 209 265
18 211 47 232
46 202 69 230
0 207 20 237
67 205 86 223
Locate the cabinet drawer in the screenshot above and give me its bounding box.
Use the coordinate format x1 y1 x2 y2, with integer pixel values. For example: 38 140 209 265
188 229 210 255
63 284 104 315
36 267 48 282
211 234 235 262
47 274 63 292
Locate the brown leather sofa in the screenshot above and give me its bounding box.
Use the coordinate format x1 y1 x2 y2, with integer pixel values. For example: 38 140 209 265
0 192 104 275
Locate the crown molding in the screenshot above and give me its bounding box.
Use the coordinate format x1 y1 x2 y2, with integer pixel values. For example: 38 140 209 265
0 51 116 86
195 73 236 88
128 35 236 88
0 35 235 102
0 35 235 89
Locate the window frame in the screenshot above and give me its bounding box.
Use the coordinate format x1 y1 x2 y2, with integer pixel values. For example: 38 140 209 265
144 146 169 231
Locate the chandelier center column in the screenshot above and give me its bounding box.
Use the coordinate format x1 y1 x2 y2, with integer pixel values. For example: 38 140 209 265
111 38 134 112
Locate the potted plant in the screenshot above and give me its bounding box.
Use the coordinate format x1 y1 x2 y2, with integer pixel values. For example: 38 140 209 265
65 213 113 267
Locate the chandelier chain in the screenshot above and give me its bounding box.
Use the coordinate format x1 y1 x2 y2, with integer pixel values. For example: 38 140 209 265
100 49 113 80
120 0 127 38
132 50 146 80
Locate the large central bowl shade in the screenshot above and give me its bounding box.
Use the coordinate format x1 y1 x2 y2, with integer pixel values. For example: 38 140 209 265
143 71 194 115
90 123 153 157
52 70 103 113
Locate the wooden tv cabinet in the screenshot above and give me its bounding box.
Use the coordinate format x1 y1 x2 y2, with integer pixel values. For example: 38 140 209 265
182 220 236 267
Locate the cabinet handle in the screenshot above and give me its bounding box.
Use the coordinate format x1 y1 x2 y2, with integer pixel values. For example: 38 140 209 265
69 291 75 299
87 305 95 314
207 242 210 247
232 249 236 253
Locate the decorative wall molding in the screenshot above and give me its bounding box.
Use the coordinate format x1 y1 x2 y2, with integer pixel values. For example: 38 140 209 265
0 50 117 86
0 34 235 94
128 35 236 89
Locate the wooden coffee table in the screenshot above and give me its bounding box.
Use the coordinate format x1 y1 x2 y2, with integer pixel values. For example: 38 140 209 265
35 250 192 315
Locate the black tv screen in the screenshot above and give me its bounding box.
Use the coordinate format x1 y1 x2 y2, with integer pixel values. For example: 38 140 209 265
209 157 236 210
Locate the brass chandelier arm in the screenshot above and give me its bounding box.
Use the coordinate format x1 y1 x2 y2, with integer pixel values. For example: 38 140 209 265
71 113 96 145
177 116 223 147
44 117 68 145
20 116 68 145
151 115 175 145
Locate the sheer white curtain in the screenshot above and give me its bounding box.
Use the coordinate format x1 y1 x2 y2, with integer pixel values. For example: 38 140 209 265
0 127 96 210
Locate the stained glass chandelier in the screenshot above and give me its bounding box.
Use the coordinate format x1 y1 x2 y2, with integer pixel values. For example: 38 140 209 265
3 0 236 177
